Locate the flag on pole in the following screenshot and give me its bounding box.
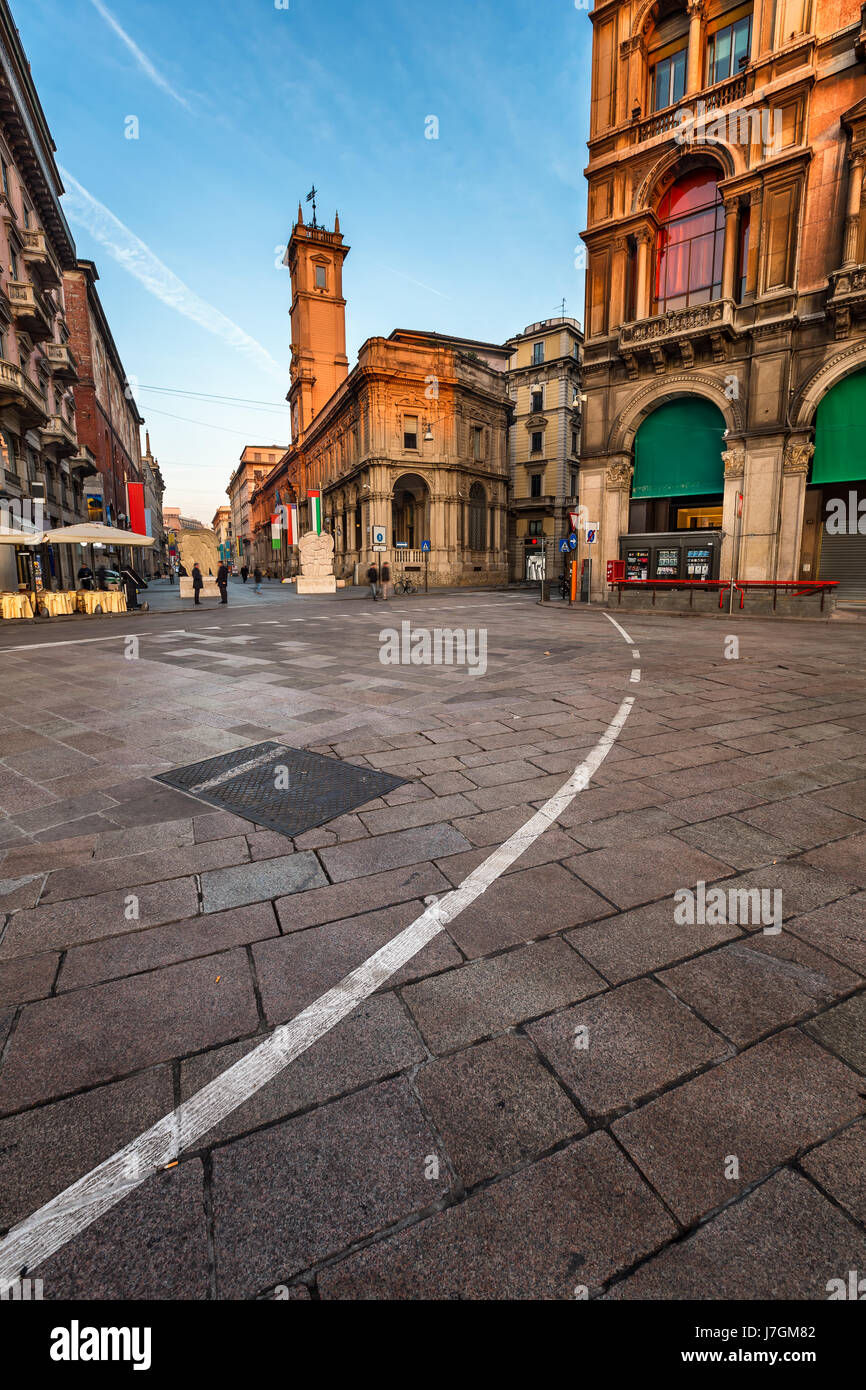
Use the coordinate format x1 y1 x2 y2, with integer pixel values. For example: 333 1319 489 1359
286 502 299 545
270 513 281 551
308 490 322 535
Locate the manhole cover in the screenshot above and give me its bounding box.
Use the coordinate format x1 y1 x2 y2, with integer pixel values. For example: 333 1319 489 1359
153 741 408 837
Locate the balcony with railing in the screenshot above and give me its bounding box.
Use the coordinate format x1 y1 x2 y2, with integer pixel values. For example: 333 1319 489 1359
40 413 78 456
22 229 62 287
619 298 736 369
7 280 54 340
632 71 748 146
0 358 49 426
44 342 78 380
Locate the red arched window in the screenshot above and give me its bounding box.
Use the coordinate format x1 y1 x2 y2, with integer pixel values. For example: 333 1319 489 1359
655 170 725 314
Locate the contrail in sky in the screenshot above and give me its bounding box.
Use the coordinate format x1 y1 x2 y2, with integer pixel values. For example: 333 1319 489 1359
90 0 192 110
60 170 283 381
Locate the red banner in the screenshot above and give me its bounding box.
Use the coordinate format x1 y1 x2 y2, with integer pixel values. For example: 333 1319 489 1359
127 481 146 535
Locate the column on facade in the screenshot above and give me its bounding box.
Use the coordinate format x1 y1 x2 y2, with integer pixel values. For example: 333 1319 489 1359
721 196 740 300
597 460 633 600
778 442 813 581
685 0 705 96
610 237 629 329
744 187 763 298
749 0 764 62
843 152 864 267
721 448 746 580
738 435 786 580
634 230 652 321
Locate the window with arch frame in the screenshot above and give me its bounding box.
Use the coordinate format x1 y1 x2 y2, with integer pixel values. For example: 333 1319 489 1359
468 482 486 551
654 168 725 313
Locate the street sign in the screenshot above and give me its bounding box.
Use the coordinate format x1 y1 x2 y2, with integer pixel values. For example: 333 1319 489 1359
373 544 387 552
373 524 386 545
395 541 408 548
559 539 570 554
586 527 598 544
568 533 578 550
420 539 431 552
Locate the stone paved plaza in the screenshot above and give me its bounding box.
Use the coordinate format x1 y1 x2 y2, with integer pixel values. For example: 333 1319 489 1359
0 582 865 1300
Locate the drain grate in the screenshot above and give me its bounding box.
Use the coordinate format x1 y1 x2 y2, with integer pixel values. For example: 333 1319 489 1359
153 741 408 838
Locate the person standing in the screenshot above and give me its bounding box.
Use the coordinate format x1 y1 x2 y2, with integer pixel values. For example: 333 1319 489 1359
367 563 379 600
241 565 249 583
77 563 93 590
192 562 204 605
216 560 229 605
253 565 263 594
380 560 391 601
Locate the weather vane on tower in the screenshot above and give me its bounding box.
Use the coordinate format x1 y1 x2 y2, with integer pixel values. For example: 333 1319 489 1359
306 185 318 228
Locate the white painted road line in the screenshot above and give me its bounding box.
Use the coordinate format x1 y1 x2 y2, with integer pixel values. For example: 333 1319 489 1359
632 649 640 660
630 669 641 683
0 689 636 1287
604 612 634 645
189 748 281 794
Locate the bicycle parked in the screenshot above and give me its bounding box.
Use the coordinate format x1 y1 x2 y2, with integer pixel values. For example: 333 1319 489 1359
393 572 417 595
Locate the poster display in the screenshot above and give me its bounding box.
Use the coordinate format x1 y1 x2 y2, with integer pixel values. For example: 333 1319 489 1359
685 547 712 579
655 547 680 578
625 549 649 581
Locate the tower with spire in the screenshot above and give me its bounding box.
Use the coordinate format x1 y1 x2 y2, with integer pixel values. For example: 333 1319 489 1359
282 198 349 443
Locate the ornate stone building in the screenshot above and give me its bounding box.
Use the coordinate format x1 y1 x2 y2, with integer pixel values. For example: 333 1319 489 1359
254 208 511 586
581 0 866 598
505 316 584 580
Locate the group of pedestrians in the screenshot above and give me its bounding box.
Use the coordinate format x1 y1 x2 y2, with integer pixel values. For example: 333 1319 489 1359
190 561 263 604
367 561 391 601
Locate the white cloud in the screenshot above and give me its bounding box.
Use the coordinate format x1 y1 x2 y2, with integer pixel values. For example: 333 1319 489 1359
60 170 283 381
89 0 192 110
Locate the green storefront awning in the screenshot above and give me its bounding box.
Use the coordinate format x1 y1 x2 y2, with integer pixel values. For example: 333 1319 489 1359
812 367 866 485
633 398 726 498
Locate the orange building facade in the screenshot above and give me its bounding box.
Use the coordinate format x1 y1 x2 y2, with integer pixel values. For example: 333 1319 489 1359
580 0 866 599
251 208 512 586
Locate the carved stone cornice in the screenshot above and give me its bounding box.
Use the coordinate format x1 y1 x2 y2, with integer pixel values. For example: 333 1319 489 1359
783 442 814 474
722 449 745 477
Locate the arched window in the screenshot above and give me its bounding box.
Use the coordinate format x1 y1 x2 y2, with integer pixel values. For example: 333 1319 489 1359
468 482 486 551
655 170 724 314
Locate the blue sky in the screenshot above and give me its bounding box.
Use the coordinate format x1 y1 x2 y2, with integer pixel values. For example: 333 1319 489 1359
16 0 592 519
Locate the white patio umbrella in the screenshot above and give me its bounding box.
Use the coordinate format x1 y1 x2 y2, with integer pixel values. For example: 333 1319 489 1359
40 522 154 547
41 522 154 609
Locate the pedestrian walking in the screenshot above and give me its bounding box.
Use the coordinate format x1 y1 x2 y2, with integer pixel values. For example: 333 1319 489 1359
367 563 379 600
192 562 204 605
254 565 263 594
380 560 391 601
241 565 249 583
168 568 174 585
217 560 229 605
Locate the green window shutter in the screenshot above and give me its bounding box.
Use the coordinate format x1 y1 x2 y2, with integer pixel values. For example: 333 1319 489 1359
812 368 866 485
633 399 726 499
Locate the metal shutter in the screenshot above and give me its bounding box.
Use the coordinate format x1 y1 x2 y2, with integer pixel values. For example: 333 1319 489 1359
819 529 866 598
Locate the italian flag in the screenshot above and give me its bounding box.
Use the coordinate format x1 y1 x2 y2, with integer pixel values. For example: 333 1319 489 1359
308 490 322 535
286 503 299 545
270 513 281 551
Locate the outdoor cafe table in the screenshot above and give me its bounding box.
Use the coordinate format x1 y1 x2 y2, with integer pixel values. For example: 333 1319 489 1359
75 589 127 614
41 590 76 616
0 591 34 619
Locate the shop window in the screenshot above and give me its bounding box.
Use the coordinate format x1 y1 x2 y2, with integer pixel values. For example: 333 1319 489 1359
650 46 686 112
655 169 724 313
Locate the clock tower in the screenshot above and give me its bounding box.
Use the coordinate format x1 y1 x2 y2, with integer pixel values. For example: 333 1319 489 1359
284 202 350 443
